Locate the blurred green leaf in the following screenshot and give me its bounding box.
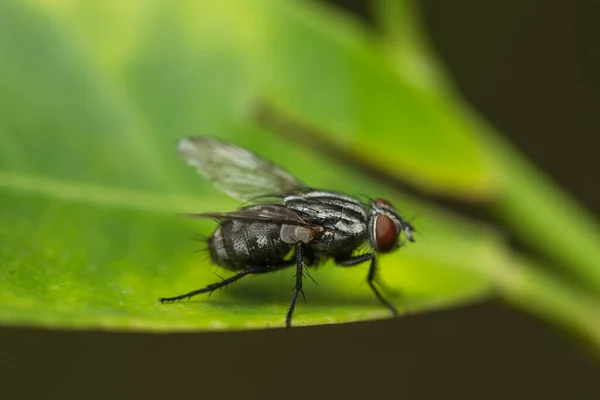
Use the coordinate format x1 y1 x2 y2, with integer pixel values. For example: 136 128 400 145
0 0 505 331
0 0 598 342
8 0 496 197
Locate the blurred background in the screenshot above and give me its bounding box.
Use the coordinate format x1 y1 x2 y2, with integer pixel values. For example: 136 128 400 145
1 0 599 398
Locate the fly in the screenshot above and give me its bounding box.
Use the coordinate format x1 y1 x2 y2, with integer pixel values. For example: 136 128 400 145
159 137 415 328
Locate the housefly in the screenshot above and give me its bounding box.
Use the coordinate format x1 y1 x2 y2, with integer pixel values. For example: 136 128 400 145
159 137 415 328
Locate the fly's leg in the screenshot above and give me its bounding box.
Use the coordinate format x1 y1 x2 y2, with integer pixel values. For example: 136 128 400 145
159 260 296 303
159 266 262 303
285 242 304 329
336 254 399 317
366 257 399 317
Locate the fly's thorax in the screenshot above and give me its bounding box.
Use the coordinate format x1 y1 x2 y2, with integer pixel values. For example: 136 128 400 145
281 191 372 258
284 191 368 237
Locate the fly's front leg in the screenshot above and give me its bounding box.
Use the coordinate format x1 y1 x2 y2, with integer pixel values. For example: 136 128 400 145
286 241 304 329
336 254 399 317
367 257 399 317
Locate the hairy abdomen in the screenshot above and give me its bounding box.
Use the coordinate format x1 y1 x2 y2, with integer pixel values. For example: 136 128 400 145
208 220 293 270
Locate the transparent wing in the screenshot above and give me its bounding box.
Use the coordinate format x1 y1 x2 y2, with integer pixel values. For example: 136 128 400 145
182 205 314 228
178 137 306 201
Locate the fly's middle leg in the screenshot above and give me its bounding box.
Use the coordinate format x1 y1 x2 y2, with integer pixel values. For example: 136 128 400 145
285 241 305 329
335 254 399 317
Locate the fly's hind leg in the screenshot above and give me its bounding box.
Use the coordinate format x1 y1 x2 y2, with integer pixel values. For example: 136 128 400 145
159 267 260 303
159 259 296 303
336 254 399 317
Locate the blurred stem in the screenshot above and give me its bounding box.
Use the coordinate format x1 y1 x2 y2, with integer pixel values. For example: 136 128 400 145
486 131 600 293
497 255 600 351
372 0 600 295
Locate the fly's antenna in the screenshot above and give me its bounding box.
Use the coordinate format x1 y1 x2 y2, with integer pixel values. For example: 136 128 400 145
405 215 428 244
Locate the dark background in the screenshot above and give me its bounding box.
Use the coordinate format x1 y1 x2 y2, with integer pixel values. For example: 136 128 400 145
1 1 599 398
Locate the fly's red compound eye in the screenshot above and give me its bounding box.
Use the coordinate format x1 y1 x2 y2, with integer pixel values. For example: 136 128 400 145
375 214 397 252
375 198 393 208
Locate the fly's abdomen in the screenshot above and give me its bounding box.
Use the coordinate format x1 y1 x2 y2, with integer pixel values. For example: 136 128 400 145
208 220 293 270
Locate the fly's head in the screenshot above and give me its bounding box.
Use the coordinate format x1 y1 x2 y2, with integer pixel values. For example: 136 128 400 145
368 198 415 253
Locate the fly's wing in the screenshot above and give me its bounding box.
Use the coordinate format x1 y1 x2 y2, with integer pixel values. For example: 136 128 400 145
182 205 315 228
184 205 324 244
178 137 306 201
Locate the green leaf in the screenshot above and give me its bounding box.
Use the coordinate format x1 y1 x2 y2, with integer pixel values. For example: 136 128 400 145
12 0 496 198
2 0 596 341
0 172 500 331
0 0 508 331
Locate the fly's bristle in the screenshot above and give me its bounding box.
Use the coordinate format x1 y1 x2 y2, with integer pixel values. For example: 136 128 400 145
190 232 210 242
352 193 375 205
193 247 213 263
188 231 215 262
